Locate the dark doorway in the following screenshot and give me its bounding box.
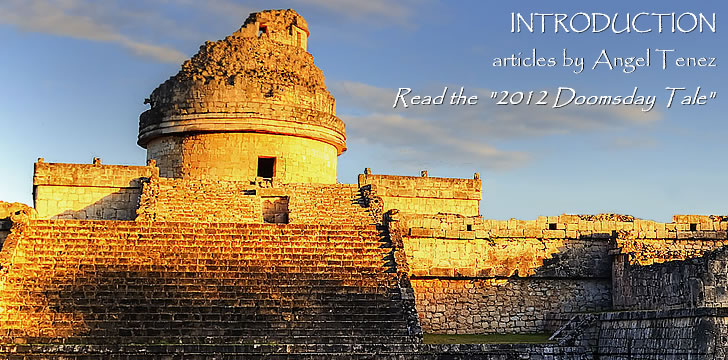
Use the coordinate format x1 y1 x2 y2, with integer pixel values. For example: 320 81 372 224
257 157 276 179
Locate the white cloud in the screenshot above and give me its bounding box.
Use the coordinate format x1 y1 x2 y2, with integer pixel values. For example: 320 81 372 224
331 81 662 169
0 0 423 63
0 0 186 63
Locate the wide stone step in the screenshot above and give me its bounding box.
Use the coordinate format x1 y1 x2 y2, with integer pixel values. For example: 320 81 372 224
17 251 391 260
0 321 409 334
91 312 406 322
6 270 394 281
0 285 401 295
24 220 381 231
0 343 590 360
12 260 391 269
21 243 386 252
39 232 384 238
0 335 421 347
1 278 397 288
2 272 397 282
21 235 384 242
1 282 399 290
0 304 406 316
1 295 405 306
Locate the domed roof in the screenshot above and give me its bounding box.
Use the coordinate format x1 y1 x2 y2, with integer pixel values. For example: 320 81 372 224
138 9 345 154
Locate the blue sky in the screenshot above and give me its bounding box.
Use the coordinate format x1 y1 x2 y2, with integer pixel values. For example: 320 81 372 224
0 0 725 221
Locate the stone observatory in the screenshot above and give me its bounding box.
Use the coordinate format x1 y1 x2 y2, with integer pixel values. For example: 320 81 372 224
138 9 344 183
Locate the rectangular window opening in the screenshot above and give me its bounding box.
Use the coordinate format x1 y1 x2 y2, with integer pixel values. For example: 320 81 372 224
690 223 698 231
257 157 276 179
548 223 557 230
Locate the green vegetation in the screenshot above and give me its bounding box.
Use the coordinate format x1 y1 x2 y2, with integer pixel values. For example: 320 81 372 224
423 333 553 344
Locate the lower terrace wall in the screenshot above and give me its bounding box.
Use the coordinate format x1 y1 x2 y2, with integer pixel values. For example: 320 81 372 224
398 213 728 335
601 229 728 359
598 308 728 359
412 278 610 334
613 246 728 311
358 171 481 216
33 160 157 220
399 213 616 335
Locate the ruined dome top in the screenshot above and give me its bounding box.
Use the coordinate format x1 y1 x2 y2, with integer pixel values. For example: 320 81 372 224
138 9 346 154
241 9 309 36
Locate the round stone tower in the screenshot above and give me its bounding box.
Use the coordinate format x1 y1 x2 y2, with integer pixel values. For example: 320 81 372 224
138 9 345 184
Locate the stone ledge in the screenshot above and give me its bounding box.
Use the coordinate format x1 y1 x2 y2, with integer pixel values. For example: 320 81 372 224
599 307 728 321
0 343 591 358
138 112 346 154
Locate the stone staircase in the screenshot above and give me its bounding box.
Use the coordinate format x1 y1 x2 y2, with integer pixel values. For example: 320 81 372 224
0 220 419 357
548 313 600 352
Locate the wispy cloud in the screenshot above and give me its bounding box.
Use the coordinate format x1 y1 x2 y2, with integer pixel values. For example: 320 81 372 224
160 0 254 23
0 0 422 62
194 0 253 17
332 81 662 169
293 0 416 25
0 0 186 63
344 113 529 169
610 136 659 149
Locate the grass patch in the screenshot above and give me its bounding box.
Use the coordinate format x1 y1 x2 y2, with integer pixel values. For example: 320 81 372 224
423 333 553 344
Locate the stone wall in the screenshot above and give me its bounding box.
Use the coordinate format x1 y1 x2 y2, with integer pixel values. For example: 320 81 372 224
358 172 481 216
137 178 374 226
136 177 261 222
146 132 338 183
280 184 373 226
399 213 613 335
598 308 728 359
395 212 728 336
401 213 728 278
401 213 613 279
412 278 611 335
616 219 728 266
33 161 157 220
613 246 728 311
